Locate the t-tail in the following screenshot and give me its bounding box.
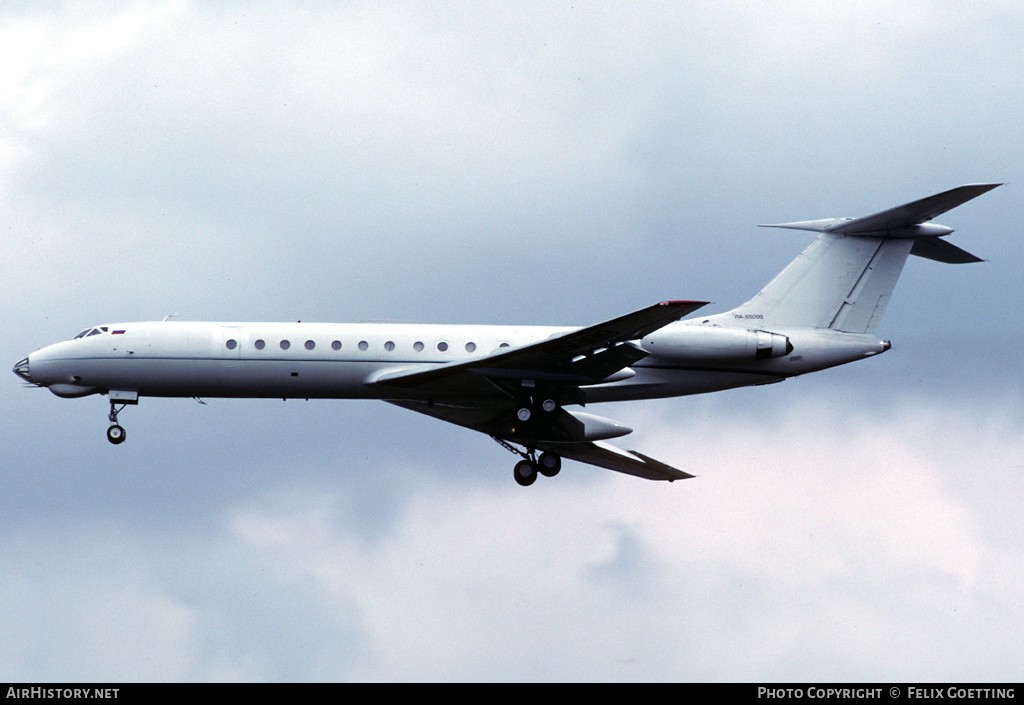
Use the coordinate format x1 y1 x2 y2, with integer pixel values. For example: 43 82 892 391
716 184 1001 334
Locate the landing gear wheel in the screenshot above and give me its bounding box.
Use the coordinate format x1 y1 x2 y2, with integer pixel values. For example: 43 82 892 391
538 452 561 477
516 407 532 422
514 459 538 486
107 425 126 445
541 398 558 413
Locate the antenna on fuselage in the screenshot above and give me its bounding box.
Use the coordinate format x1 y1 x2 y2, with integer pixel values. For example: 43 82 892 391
163 313 179 322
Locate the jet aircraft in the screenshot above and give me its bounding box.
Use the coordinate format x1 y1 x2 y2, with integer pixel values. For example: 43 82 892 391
14 184 1000 485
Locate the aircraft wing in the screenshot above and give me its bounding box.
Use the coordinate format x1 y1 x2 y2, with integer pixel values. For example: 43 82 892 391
388 399 693 481
379 301 705 481
374 300 708 394
536 440 694 481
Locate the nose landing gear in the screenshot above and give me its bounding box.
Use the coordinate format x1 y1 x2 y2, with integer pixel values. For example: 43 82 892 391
105 390 138 445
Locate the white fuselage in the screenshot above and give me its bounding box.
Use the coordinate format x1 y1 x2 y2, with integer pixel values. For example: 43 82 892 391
20 319 890 404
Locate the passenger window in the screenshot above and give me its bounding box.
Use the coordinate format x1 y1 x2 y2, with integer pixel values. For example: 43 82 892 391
413 341 424 352
437 342 449 352
305 340 315 350
358 341 368 351
499 343 510 348
384 341 395 351
225 339 237 350
254 339 266 350
332 340 342 351
465 342 476 353
280 340 291 350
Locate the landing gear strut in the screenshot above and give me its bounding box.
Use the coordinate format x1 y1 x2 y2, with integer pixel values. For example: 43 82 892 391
493 437 562 487
107 401 127 445
105 391 138 445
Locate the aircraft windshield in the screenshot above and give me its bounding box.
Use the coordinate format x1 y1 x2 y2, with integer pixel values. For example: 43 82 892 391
72 326 109 339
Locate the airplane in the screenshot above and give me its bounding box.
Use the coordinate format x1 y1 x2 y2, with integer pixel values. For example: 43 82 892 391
13 183 1000 486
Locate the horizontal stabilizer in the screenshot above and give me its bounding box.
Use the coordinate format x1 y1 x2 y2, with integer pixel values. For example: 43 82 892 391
762 183 1002 236
909 237 984 264
760 218 849 233
829 183 1001 234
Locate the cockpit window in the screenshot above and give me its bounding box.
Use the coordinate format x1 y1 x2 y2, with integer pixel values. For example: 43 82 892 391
73 326 111 340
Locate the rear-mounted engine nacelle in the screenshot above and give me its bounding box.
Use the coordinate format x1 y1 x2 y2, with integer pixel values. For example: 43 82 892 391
642 326 793 362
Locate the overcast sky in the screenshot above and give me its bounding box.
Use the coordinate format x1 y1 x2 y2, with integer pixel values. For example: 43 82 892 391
3 1 1023 682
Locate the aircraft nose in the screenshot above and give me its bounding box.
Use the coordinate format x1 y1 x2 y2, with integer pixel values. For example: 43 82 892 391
13 357 31 383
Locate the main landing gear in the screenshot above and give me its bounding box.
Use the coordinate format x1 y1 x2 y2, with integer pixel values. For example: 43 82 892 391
494 437 562 486
513 452 562 486
498 389 564 486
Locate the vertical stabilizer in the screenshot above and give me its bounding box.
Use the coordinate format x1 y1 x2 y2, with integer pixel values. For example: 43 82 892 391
724 233 912 333
714 184 999 333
